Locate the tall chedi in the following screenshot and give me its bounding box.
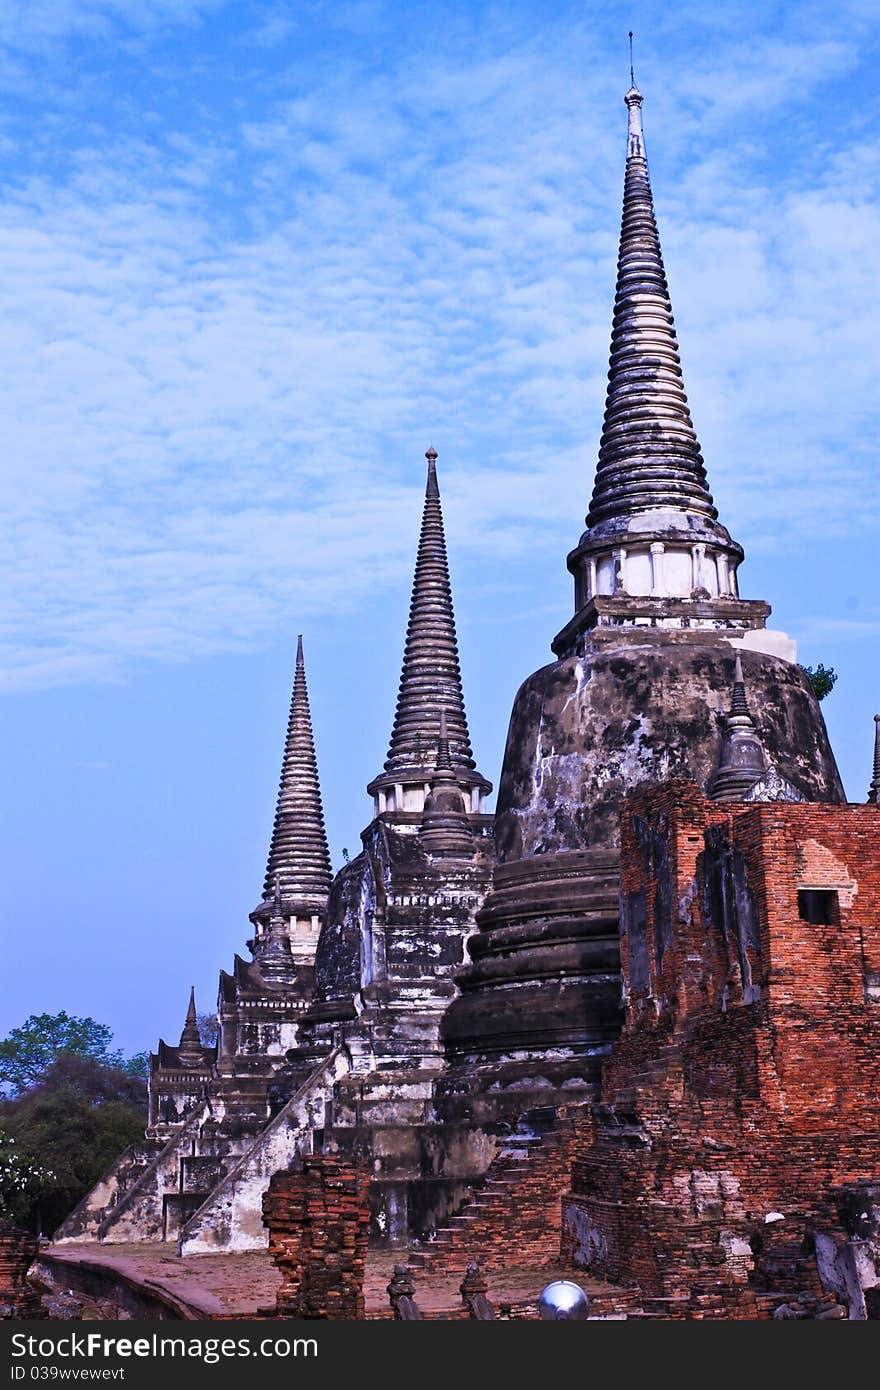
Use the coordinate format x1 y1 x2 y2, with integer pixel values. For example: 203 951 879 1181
57 636 335 1251
216 634 332 1072
439 82 845 1122
310 447 493 1025
298 449 495 1245
367 447 492 820
249 634 333 965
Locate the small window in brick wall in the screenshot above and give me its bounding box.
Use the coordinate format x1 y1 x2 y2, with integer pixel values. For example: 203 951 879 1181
797 889 838 926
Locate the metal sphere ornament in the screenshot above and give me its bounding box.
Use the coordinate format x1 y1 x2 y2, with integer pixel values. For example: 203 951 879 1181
538 1279 589 1320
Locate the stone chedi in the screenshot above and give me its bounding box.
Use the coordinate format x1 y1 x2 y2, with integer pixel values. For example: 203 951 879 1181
438 83 844 1120
170 450 495 1252
281 450 496 1246
146 987 216 1134
299 449 494 1053
365 447 492 822
55 637 334 1248
250 634 333 956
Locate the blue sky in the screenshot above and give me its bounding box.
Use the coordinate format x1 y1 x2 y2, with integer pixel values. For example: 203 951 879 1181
1 0 878 1056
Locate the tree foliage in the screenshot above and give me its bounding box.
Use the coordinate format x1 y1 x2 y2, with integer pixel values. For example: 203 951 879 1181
196 1012 219 1048
0 1011 144 1096
0 1013 149 1232
0 1132 55 1227
0 1055 147 1233
800 663 838 702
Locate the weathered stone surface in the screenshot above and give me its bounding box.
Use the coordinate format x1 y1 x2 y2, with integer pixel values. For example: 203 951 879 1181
494 636 843 865
439 635 842 1118
52 1141 164 1245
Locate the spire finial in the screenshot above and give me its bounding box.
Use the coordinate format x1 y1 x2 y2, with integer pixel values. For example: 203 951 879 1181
420 706 472 857
435 708 454 774
425 444 439 500
869 714 880 805
629 30 634 88
708 654 766 801
256 633 332 921
730 653 751 720
624 70 644 157
178 985 205 1065
425 446 439 498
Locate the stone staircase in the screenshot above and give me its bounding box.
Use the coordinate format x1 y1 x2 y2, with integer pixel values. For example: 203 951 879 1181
408 1106 593 1276
179 1044 351 1254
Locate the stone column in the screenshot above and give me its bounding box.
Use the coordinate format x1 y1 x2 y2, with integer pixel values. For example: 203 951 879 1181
691 544 706 593
588 556 598 601
717 552 730 596
649 542 665 595
613 548 628 594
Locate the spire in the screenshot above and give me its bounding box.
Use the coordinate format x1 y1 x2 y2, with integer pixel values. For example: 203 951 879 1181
869 715 880 805
729 652 751 719
254 875 297 987
586 85 719 530
371 449 489 799
420 709 473 858
708 654 767 801
178 987 205 1068
260 635 332 913
556 82 750 652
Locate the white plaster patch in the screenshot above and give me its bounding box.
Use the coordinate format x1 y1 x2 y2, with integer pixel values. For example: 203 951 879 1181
795 839 858 907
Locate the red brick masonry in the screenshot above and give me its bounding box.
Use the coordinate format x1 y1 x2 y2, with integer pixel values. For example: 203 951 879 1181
0 1220 39 1319
262 1152 370 1319
561 785 880 1318
409 1108 595 1280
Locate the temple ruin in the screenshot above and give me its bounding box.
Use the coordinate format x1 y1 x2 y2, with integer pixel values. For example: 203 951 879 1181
48 80 879 1320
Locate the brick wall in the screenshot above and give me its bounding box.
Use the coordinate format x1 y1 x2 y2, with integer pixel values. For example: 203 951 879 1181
262 1153 370 1319
409 1108 595 1279
0 1220 39 1318
561 785 880 1318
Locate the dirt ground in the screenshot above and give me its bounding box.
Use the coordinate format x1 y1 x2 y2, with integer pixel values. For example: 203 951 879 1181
44 1242 617 1319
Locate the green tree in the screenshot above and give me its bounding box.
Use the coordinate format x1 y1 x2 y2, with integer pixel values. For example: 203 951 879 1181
120 1051 150 1079
0 1012 141 1096
0 1131 55 1228
800 663 838 702
196 1012 219 1048
0 1055 147 1233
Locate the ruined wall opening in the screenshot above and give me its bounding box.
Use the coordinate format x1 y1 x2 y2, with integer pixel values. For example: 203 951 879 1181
797 889 838 926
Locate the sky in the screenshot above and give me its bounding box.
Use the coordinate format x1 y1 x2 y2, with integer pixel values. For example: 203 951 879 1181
1 0 878 1057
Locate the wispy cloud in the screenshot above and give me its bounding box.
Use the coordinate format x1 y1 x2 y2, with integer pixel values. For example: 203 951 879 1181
0 2 878 693
0 0 221 49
